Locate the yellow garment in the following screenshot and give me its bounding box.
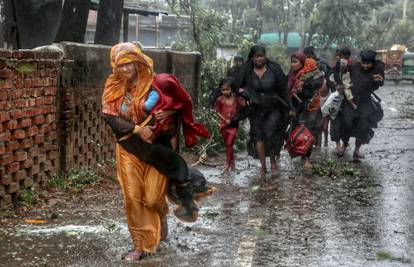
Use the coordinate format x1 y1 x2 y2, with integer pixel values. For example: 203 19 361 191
102 42 167 253
116 144 168 253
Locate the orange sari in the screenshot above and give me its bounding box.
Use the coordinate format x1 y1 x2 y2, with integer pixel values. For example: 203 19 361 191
102 42 168 253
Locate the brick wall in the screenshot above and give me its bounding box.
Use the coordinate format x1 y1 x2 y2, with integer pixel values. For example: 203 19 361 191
0 50 61 208
0 43 202 208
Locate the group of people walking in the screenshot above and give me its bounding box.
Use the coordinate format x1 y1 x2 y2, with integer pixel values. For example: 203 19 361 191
212 44 385 175
100 41 384 262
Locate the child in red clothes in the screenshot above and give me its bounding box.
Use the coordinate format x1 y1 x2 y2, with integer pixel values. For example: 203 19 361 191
214 77 245 173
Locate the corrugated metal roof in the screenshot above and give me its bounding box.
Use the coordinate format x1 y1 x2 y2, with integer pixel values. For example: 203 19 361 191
90 0 168 16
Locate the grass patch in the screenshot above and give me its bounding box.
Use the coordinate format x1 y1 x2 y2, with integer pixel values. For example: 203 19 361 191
18 188 39 207
255 228 267 239
312 159 359 179
376 250 393 260
48 168 101 192
376 250 411 263
16 63 34 73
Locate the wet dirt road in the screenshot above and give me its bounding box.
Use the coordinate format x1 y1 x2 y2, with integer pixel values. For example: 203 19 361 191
1 83 413 266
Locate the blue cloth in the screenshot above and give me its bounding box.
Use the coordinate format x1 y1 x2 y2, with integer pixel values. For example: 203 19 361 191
145 90 159 111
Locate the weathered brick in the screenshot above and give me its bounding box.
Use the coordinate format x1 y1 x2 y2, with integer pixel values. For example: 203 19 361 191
34 115 45 125
10 109 24 120
0 50 12 58
5 141 19 152
43 141 54 151
0 69 13 79
6 182 19 194
44 96 54 104
7 162 20 174
0 101 9 110
0 91 8 101
0 111 10 122
10 89 23 99
15 169 27 181
15 79 24 89
49 70 58 77
45 131 57 141
22 159 34 169
34 134 44 144
12 50 35 59
28 165 40 176
20 138 33 149
28 146 39 157
0 152 14 165
47 150 58 160
39 124 50 134
37 153 46 163
33 78 44 87
26 126 39 137
45 114 55 123
14 150 28 161
0 185 5 197
32 88 43 97
1 174 12 185
6 120 18 130
0 80 13 90
19 118 32 128
22 89 31 97
0 142 4 154
0 132 11 142
13 129 26 139
42 160 52 171
34 97 45 105
0 194 13 206
23 178 33 188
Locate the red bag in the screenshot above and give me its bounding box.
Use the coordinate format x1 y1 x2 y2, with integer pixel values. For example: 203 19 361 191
285 123 315 158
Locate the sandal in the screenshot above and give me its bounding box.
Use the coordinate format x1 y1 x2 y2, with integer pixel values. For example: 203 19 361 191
122 251 146 261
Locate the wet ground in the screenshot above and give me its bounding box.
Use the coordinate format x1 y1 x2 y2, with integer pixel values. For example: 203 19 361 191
1 83 413 267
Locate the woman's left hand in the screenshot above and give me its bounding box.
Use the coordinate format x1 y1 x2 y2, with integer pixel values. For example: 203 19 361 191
154 109 176 122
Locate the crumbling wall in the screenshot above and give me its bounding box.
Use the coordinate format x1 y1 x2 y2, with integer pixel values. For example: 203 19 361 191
0 43 202 208
0 50 61 208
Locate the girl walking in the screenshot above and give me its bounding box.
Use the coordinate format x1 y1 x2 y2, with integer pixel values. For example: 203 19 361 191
214 77 244 173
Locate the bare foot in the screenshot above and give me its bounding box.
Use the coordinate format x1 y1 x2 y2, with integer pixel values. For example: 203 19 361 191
259 167 267 178
270 163 278 173
303 159 313 169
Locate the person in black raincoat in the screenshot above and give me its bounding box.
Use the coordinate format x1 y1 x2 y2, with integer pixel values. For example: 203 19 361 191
342 49 385 161
235 45 292 177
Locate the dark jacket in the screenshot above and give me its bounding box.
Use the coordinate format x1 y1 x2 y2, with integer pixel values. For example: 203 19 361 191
237 60 292 110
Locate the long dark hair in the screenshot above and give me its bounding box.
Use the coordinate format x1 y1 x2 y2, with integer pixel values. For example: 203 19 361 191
247 44 266 60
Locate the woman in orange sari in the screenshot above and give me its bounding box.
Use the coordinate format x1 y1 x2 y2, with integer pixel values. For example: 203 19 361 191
101 42 170 261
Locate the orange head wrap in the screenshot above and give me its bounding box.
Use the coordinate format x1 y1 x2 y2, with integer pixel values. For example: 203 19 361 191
102 42 154 106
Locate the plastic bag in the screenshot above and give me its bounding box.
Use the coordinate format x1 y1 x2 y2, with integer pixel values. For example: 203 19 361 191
321 91 344 120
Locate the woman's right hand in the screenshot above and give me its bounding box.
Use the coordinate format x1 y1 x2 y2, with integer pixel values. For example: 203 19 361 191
133 125 156 143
